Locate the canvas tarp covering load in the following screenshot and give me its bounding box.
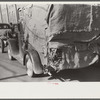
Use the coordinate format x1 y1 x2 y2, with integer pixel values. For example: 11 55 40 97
19 4 49 52
46 4 100 42
46 4 100 69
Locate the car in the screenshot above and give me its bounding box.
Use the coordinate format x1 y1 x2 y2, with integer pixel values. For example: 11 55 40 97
0 23 11 53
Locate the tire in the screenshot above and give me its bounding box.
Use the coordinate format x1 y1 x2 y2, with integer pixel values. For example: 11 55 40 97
1 39 4 53
8 45 14 60
25 54 35 77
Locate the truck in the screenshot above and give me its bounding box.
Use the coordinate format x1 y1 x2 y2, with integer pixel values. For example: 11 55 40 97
1 3 100 77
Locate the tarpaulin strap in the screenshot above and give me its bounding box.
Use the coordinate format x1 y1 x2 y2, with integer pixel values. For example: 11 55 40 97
75 33 100 43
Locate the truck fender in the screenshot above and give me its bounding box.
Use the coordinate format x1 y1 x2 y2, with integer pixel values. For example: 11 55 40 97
23 49 43 74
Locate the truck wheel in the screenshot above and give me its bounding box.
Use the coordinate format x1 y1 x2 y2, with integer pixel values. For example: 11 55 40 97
1 39 4 53
25 54 35 77
8 45 14 60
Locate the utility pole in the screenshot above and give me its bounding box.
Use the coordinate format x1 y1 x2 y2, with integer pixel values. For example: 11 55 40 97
0 5 3 23
6 4 10 23
15 4 19 23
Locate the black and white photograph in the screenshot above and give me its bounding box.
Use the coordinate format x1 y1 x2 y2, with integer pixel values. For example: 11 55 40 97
0 2 100 83
0 1 100 99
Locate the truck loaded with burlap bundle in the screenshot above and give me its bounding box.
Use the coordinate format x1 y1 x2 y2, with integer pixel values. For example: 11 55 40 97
45 4 100 71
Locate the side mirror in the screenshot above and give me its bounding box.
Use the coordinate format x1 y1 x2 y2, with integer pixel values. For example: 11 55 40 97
18 8 22 12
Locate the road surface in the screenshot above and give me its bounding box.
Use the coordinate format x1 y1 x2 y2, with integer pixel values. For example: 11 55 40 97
0 49 65 82
0 48 100 82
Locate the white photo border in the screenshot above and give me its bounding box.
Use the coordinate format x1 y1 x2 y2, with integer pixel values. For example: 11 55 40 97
0 1 100 99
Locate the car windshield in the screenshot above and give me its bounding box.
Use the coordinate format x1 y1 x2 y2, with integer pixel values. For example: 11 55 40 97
0 24 10 29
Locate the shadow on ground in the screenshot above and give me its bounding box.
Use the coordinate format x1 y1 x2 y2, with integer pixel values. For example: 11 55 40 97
33 73 49 78
0 74 27 81
48 61 100 82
